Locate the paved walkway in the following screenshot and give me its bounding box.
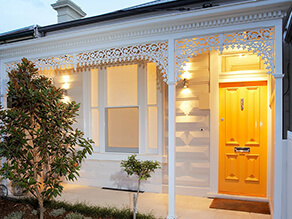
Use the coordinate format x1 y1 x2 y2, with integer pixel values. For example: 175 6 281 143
56 184 271 219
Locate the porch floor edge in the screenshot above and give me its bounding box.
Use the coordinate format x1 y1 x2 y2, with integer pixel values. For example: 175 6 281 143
207 192 269 202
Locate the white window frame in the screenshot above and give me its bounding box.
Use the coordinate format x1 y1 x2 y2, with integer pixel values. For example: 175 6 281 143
86 62 164 155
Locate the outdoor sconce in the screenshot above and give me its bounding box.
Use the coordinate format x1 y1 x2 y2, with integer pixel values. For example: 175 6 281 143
183 78 189 88
61 75 70 102
180 101 193 116
61 75 70 96
181 71 190 88
62 82 69 96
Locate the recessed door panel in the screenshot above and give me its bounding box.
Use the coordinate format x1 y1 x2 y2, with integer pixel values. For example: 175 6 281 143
225 88 240 146
245 154 260 183
246 87 260 146
225 154 239 181
219 81 267 197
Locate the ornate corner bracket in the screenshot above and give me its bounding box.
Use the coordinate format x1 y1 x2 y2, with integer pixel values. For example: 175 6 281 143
175 27 275 81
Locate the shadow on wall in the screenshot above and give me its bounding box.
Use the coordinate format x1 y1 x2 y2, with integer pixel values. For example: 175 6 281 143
110 170 150 191
110 170 137 190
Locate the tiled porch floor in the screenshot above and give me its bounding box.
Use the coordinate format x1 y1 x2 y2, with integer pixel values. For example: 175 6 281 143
56 184 271 219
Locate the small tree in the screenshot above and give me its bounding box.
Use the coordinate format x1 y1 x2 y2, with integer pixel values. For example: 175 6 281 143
121 155 160 219
0 58 93 219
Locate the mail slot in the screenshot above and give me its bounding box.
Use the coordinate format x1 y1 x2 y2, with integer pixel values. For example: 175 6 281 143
234 147 250 153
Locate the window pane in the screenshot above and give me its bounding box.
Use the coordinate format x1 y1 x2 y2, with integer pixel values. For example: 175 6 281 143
107 107 139 149
148 106 158 149
92 109 99 146
107 65 137 106
147 63 157 105
91 69 98 107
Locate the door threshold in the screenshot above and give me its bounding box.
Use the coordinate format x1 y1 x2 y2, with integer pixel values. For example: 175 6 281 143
207 192 269 203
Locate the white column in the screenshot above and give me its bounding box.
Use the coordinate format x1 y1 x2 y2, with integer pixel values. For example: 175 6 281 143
167 81 176 219
82 69 91 139
99 68 106 153
209 50 219 194
273 73 284 219
273 20 284 219
167 38 177 219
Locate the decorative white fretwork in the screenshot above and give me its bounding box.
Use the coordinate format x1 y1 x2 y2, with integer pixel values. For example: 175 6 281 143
6 42 169 81
5 28 275 83
77 42 168 80
5 54 74 72
175 27 274 80
36 55 74 70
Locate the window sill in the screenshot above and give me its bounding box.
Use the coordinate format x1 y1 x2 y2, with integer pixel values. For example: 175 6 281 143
87 152 167 163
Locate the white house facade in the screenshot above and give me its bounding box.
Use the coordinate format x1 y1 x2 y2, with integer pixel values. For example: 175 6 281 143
1 0 292 218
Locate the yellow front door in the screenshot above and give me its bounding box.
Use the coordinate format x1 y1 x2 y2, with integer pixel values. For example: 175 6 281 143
219 81 267 197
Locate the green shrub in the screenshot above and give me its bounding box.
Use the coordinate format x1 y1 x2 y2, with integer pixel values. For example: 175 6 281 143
3 211 24 219
16 197 157 219
65 212 90 219
49 208 66 217
32 209 38 215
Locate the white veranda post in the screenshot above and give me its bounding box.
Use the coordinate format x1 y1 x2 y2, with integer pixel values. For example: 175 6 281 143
167 38 177 219
167 81 176 219
273 21 283 219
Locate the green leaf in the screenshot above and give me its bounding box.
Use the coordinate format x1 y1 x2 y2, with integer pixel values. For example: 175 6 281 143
27 152 33 160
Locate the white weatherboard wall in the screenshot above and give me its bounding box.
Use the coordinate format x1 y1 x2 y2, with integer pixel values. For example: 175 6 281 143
74 159 164 192
175 53 210 196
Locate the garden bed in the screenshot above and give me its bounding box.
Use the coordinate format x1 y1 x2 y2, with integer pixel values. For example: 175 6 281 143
0 197 156 219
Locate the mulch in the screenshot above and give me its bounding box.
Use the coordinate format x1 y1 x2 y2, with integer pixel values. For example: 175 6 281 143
0 198 86 219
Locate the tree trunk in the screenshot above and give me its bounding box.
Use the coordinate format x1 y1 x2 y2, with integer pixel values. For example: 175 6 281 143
133 194 136 219
33 160 44 219
133 180 141 219
39 199 44 219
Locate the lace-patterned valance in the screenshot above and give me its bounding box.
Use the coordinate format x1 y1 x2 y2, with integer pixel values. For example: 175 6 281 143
175 27 274 81
5 27 275 83
6 42 169 81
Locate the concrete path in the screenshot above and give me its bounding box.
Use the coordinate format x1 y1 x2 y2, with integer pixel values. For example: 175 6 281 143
56 184 271 219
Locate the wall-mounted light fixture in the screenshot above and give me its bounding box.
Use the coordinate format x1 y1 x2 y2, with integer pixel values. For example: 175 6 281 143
183 78 189 88
61 75 70 102
181 71 190 88
62 82 69 95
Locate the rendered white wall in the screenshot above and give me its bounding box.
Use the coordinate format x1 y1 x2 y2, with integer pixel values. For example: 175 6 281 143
54 70 84 131
40 68 84 131
69 158 165 193
174 53 210 197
